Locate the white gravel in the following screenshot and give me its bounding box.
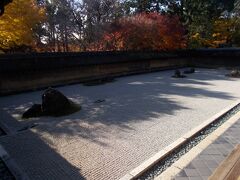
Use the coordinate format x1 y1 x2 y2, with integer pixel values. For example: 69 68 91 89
1 68 240 180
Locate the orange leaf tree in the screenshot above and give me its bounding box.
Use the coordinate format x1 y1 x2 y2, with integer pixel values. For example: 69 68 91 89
0 0 45 51
88 13 186 51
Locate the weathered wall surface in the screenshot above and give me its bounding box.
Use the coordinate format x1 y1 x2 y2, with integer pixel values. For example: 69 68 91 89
0 49 240 95
190 49 240 68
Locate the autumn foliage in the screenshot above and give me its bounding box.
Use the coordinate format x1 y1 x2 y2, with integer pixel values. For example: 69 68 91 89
0 0 45 51
88 13 186 51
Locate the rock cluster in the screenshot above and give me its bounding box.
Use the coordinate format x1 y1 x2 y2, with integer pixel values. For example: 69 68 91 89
172 70 186 78
226 69 240 78
22 88 81 119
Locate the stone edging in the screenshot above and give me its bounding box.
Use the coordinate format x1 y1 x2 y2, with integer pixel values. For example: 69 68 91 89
0 109 28 135
0 110 30 179
120 100 240 180
0 145 30 180
156 109 240 179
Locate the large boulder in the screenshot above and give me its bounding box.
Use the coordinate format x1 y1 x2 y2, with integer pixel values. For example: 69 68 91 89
22 88 81 118
42 88 71 115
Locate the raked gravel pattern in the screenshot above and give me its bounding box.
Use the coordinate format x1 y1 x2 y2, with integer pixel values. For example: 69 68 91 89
138 103 240 179
1 68 240 179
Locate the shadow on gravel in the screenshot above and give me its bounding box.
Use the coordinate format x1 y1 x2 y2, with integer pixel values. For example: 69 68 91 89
0 68 237 146
0 110 84 180
0 127 84 180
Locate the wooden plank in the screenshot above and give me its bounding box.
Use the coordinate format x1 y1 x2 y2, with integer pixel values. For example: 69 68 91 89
209 144 240 180
224 157 240 180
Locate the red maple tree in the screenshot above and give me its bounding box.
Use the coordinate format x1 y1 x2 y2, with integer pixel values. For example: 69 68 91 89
88 13 186 51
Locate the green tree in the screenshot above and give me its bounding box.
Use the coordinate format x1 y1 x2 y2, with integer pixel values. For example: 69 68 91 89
166 0 235 48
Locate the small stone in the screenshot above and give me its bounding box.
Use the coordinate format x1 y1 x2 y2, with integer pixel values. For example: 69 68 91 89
94 99 106 103
175 70 181 76
231 70 240 77
22 104 42 119
184 68 195 74
226 69 240 78
172 70 186 78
